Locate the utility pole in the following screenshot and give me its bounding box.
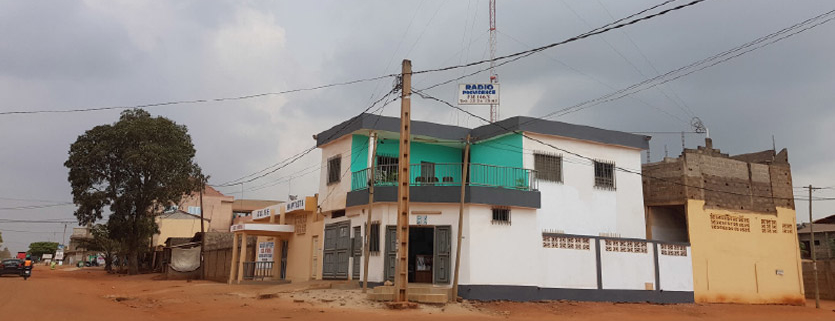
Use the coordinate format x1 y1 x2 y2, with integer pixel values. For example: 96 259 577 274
200 178 206 280
62 223 67 248
808 185 820 308
452 134 471 302
394 59 412 302
362 132 378 293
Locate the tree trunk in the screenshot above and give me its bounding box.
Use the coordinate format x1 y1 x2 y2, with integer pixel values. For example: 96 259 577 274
128 250 139 275
104 252 113 272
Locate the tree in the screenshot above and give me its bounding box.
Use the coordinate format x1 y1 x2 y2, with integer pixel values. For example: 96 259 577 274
65 109 203 274
28 241 59 259
0 231 4 244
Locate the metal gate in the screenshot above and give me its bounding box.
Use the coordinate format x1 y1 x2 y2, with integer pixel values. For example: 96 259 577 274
323 221 350 279
433 226 451 284
352 226 362 279
383 225 397 282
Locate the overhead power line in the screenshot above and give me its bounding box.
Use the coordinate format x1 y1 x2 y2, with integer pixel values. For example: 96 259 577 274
0 203 74 210
0 0 704 117
413 0 709 81
465 8 835 140
0 74 398 116
212 87 400 188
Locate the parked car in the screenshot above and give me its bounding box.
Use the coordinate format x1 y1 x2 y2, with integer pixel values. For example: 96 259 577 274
0 259 24 276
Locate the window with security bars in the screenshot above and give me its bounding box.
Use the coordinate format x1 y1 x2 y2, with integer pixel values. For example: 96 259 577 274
534 153 562 183
492 207 511 225
594 161 615 190
327 155 342 184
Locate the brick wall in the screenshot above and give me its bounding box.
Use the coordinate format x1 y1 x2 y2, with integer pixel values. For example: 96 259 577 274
643 141 794 213
802 259 835 300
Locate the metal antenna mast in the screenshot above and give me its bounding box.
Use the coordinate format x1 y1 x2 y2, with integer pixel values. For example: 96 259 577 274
489 0 499 122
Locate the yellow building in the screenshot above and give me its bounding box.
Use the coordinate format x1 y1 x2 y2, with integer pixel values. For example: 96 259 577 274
228 195 323 283
153 211 210 247
643 138 804 305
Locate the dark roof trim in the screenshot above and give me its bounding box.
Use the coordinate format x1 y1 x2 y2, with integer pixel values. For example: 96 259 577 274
471 116 649 149
315 113 469 147
316 113 649 150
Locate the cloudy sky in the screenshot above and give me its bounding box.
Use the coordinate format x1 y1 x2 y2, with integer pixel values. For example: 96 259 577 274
1 0 834 252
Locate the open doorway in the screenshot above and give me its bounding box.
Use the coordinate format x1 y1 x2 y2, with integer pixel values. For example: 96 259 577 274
647 205 689 242
408 227 434 283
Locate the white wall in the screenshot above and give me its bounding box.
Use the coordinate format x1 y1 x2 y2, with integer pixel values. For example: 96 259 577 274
466 204 541 286
540 241 598 289
318 136 352 213
600 245 656 290
658 247 694 291
523 132 647 239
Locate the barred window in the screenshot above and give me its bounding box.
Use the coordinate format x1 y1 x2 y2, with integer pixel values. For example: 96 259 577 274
782 223 793 234
492 207 510 225
534 153 562 183
327 155 342 184
594 161 615 190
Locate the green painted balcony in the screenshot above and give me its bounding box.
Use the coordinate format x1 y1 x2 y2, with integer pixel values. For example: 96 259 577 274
350 163 538 192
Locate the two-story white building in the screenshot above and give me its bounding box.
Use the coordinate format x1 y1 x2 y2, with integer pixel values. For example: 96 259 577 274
314 113 694 303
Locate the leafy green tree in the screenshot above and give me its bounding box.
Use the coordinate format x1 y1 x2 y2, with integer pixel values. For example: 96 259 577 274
28 241 59 259
0 231 4 244
0 247 11 259
65 109 203 274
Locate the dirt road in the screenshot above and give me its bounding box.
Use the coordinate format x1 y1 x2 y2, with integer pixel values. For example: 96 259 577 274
1 267 832 321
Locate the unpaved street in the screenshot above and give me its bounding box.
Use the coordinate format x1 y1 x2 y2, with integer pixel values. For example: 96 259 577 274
1 267 833 321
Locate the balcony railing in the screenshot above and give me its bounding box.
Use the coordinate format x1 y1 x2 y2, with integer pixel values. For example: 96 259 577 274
351 163 538 192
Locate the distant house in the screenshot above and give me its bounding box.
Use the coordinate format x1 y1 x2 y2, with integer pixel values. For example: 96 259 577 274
177 185 235 232
65 227 96 266
153 210 210 247
643 138 804 305
797 223 835 259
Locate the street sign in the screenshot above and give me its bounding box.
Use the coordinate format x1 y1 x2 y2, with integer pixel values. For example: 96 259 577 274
458 83 499 105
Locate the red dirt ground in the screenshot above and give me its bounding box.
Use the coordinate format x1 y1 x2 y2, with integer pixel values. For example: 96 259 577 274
1 267 832 321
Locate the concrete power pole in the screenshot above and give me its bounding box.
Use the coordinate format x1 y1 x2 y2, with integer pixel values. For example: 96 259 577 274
808 185 820 308
394 59 412 302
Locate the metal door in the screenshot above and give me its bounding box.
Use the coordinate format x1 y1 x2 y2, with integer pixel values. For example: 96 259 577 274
434 225 452 284
352 226 362 279
323 221 351 279
383 225 397 282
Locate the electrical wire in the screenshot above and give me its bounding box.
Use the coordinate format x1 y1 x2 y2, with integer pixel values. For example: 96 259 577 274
412 0 709 78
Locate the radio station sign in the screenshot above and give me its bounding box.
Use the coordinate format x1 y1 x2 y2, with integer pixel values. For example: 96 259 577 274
253 207 273 220
458 83 499 105
285 198 306 213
